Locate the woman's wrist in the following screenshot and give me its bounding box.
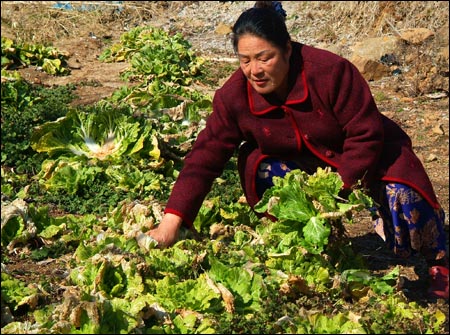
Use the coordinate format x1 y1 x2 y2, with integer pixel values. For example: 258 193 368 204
160 213 183 232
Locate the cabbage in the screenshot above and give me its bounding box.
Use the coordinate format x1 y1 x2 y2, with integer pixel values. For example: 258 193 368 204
31 105 148 161
30 103 161 194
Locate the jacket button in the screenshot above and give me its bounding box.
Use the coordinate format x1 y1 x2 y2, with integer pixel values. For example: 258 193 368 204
325 150 334 157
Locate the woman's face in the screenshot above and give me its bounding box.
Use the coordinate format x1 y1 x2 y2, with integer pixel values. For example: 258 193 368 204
237 34 292 99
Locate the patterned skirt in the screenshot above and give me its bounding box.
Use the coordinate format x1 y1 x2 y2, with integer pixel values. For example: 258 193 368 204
372 183 447 263
256 158 448 263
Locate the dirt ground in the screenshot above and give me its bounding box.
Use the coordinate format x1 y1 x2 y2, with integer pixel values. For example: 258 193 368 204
1 0 449 330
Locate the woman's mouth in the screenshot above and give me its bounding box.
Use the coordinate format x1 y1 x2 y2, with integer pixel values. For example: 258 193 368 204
253 79 267 87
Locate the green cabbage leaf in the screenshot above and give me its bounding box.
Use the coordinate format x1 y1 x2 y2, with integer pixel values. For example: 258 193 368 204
31 105 148 161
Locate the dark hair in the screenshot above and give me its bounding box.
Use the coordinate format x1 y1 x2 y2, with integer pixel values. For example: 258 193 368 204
231 1 290 53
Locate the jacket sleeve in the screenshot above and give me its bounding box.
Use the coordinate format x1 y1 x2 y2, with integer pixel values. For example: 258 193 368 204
328 58 384 189
164 88 244 227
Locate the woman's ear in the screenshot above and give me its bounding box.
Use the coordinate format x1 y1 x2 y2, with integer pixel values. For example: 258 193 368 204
285 41 292 59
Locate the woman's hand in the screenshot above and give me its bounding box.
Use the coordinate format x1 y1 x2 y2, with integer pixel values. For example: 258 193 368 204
146 213 183 248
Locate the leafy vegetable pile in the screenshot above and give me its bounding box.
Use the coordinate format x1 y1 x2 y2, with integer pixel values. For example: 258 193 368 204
1 25 447 334
2 36 70 75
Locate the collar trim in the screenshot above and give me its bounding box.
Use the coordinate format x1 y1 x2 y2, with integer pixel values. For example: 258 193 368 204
248 69 308 115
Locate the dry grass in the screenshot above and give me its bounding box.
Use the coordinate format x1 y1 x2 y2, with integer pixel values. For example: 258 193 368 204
0 1 164 44
290 1 449 40
2 1 448 46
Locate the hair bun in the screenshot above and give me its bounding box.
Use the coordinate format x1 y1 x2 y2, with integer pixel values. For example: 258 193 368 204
253 1 287 18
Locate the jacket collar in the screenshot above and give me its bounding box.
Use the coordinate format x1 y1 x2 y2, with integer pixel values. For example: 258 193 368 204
248 43 308 115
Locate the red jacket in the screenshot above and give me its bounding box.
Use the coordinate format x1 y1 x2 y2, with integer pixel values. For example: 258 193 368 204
165 42 440 227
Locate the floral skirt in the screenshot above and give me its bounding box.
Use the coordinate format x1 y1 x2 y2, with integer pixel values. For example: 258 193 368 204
256 158 448 262
372 183 447 262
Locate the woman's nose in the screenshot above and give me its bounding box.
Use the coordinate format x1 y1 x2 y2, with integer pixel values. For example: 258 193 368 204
250 61 263 75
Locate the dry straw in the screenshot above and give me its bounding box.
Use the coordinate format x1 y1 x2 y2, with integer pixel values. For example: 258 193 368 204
1 1 448 45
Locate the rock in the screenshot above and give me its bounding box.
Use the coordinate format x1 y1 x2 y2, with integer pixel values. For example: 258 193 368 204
350 54 390 81
426 92 448 100
432 124 445 135
399 28 434 45
425 153 438 162
66 59 82 69
351 36 400 61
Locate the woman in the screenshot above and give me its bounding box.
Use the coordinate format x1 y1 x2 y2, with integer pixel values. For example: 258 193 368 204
147 1 448 299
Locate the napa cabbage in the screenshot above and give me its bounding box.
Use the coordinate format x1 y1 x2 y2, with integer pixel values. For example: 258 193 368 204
254 167 374 254
31 105 152 161
30 103 163 195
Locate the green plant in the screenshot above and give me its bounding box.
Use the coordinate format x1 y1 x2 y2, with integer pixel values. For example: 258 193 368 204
1 75 76 173
1 36 70 75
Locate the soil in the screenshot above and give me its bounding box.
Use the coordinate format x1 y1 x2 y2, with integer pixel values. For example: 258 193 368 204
1 1 449 331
